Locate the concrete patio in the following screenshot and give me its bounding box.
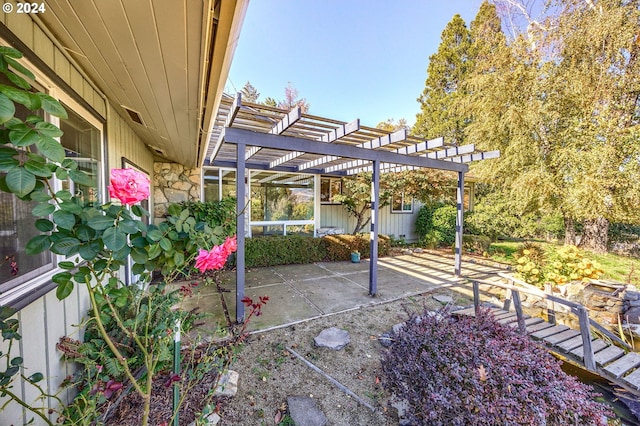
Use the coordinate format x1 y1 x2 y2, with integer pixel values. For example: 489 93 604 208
178 252 508 334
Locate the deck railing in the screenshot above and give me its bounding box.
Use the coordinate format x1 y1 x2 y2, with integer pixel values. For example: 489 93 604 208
471 274 631 372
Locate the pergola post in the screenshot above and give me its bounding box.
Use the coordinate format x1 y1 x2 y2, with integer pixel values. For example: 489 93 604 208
369 159 380 296
454 171 465 276
236 142 246 323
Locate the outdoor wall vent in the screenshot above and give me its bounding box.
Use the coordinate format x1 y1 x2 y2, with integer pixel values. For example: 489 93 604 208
122 106 146 127
148 145 166 156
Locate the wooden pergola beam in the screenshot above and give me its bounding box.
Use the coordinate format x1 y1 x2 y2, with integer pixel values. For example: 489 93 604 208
221 127 469 173
208 93 243 163
245 106 302 160
268 119 360 168
297 128 408 171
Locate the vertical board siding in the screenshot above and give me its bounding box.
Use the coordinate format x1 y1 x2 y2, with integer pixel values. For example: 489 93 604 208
0 14 154 426
320 203 420 241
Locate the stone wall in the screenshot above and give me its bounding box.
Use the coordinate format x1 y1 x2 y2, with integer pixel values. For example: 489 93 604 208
153 162 201 219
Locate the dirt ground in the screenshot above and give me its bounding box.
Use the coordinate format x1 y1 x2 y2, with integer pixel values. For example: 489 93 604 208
216 290 471 425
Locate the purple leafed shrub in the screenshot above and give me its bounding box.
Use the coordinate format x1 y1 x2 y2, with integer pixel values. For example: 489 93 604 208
381 308 610 425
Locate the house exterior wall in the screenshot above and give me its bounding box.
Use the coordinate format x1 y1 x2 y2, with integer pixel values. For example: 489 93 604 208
0 13 155 425
320 203 421 242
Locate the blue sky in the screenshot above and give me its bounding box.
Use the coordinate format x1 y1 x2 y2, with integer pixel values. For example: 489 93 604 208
227 1 484 128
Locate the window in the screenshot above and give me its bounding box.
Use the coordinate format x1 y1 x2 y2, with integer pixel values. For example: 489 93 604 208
203 168 236 202
391 192 413 213
320 177 342 204
0 69 104 304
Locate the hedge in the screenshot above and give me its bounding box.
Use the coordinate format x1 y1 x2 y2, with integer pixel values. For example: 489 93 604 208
243 234 391 268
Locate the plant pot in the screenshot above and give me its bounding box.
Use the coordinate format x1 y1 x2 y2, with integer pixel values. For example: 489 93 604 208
350 252 360 263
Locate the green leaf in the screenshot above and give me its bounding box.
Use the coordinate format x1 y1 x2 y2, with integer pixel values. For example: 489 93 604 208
87 214 114 230
29 190 52 202
35 93 67 119
34 218 54 232
5 167 35 197
148 243 162 259
55 189 73 202
0 46 23 58
58 261 75 270
0 93 15 123
25 235 51 255
68 169 95 187
132 263 146 275
27 373 44 383
159 237 172 251
112 245 130 261
24 160 53 178
103 227 126 251
8 124 38 147
35 136 65 163
0 84 33 108
61 159 77 170
4 55 33 78
78 241 101 260
50 237 80 256
130 247 148 264
0 156 19 172
173 252 185 266
56 280 74 300
52 210 76 230
10 356 23 366
32 202 54 217
119 219 139 234
34 121 63 138
55 167 68 180
5 70 30 90
75 225 96 242
0 146 17 158
58 200 83 214
146 228 163 242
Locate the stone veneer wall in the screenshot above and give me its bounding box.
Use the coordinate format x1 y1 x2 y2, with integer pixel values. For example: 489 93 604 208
153 162 201 219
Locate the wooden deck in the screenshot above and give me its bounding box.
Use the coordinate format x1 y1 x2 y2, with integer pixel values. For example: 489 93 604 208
457 277 640 396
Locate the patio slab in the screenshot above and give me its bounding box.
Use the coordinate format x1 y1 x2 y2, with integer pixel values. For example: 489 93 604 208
270 263 335 282
219 268 286 288
291 276 375 314
238 284 323 331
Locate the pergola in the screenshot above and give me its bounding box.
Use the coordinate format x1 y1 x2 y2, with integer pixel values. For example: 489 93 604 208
204 94 500 322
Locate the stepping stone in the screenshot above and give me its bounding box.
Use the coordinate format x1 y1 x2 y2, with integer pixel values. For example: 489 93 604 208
287 395 327 426
433 295 454 304
214 370 239 397
314 327 350 350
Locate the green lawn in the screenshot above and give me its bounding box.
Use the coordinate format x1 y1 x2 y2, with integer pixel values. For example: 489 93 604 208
486 240 639 284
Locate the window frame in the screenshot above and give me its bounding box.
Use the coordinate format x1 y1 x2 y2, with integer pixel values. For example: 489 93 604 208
320 177 342 204
390 192 413 214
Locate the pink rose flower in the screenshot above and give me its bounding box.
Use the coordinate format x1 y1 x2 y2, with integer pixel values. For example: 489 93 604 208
108 168 150 206
195 235 238 273
222 235 237 256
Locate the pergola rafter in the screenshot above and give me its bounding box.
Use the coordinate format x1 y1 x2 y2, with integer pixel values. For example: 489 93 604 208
204 94 500 323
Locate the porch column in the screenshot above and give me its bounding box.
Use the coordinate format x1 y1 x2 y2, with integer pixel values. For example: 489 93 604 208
369 159 380 296
236 143 246 323
454 171 465 276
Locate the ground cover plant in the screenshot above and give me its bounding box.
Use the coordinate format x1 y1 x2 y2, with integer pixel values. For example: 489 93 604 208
381 307 611 425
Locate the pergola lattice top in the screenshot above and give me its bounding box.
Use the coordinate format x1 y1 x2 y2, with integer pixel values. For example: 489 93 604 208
205 94 499 174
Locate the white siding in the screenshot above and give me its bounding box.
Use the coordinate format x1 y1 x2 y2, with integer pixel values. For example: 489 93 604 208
320 202 422 241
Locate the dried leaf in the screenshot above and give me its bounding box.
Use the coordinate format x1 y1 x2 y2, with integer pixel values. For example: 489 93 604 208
274 410 282 424
478 365 488 382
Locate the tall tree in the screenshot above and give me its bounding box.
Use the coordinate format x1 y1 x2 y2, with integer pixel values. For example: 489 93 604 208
467 0 640 252
239 81 260 102
414 14 472 143
277 82 310 113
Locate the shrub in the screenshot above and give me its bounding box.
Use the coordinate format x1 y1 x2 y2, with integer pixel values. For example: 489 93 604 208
462 234 491 254
245 235 326 267
322 234 390 261
381 308 610 425
416 203 457 246
513 244 604 288
176 198 237 237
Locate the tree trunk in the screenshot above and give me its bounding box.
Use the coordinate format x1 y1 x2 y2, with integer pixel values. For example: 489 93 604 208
578 217 609 254
564 215 576 245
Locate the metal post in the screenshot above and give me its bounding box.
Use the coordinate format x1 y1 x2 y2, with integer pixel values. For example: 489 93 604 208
369 160 380 296
454 171 465 276
236 143 246 324
172 320 181 426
